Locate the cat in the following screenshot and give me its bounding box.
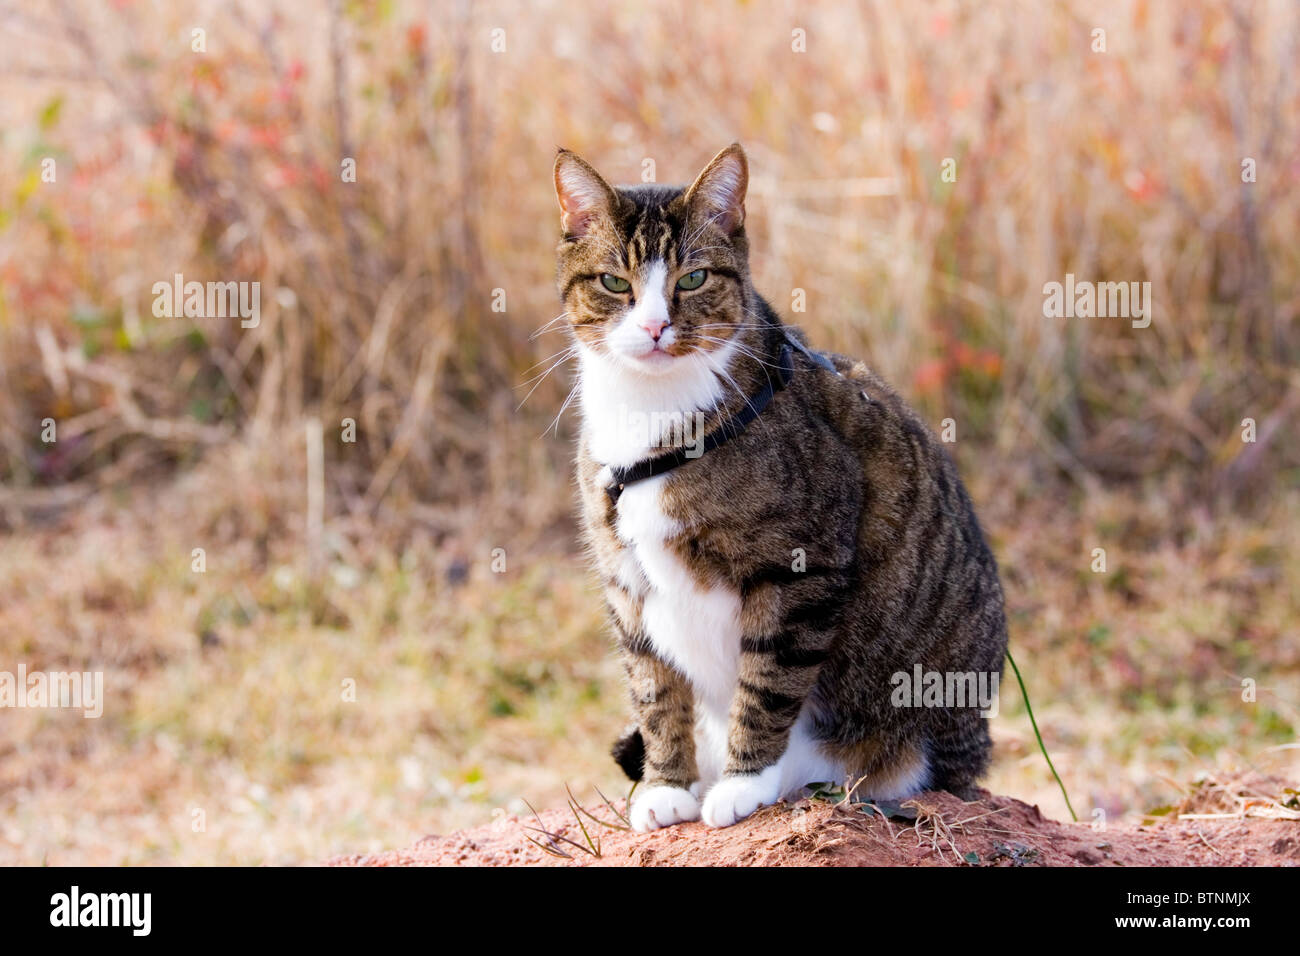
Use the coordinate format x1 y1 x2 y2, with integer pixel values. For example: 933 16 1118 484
552 143 1008 831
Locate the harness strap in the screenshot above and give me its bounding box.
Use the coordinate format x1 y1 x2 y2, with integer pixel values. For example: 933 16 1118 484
605 342 795 504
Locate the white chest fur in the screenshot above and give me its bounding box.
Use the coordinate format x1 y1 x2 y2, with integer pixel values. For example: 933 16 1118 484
576 332 745 786
612 475 741 785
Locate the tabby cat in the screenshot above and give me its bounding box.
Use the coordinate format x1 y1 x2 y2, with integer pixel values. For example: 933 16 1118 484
553 144 1007 831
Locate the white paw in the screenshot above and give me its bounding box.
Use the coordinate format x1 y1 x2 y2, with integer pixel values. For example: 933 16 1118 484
630 784 701 833
701 771 782 828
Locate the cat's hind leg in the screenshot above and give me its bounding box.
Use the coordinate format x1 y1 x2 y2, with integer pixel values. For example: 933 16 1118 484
847 743 932 802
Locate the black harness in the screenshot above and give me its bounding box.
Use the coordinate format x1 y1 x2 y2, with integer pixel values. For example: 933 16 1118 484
603 329 851 504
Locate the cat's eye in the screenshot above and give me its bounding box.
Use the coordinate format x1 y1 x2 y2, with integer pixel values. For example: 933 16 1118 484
600 274 631 293
676 269 707 291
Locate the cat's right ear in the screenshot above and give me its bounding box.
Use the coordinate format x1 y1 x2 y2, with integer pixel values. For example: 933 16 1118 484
554 149 617 238
684 143 748 235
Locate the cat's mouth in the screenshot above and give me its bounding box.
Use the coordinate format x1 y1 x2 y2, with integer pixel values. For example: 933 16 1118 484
613 339 686 372
636 344 676 363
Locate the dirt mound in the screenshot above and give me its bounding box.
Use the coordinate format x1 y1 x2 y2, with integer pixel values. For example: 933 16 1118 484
330 789 1300 867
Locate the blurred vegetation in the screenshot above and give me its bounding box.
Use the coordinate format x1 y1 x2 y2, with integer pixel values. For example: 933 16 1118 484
2 0 1297 515
0 0 1297 863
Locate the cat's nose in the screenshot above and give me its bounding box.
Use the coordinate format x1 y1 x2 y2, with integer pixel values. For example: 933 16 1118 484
641 316 670 341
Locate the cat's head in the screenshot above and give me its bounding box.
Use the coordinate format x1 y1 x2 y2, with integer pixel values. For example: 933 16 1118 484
553 144 752 377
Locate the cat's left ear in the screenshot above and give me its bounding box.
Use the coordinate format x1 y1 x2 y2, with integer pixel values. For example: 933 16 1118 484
685 143 748 234
554 149 618 238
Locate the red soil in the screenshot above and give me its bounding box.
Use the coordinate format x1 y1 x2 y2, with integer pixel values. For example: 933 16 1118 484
330 788 1300 867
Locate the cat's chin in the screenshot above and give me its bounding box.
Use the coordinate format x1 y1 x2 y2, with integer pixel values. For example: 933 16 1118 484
611 348 684 376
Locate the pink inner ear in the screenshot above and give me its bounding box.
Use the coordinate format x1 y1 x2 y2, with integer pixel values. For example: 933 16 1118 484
557 167 608 237
710 204 743 234
694 159 746 233
560 203 594 237
696 198 743 236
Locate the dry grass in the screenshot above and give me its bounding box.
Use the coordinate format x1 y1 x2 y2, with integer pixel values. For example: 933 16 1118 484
1171 773 1300 821
2 0 1298 509
0 438 1295 864
0 429 622 864
891 798 1019 865
0 0 1297 863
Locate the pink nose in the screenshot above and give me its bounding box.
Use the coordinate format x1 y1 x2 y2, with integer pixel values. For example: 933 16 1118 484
641 317 670 341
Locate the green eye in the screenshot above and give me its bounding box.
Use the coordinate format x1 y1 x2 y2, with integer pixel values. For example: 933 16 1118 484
676 269 707 291
600 274 631 293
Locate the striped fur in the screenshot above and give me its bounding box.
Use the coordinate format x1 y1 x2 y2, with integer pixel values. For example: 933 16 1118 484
554 145 1008 830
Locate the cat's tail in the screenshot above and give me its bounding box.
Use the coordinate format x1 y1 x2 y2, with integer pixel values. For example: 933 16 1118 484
611 726 645 781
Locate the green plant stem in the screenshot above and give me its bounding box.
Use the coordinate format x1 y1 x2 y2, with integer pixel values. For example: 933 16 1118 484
1006 648 1077 822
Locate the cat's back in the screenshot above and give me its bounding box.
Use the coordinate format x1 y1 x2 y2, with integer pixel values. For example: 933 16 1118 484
787 343 1006 644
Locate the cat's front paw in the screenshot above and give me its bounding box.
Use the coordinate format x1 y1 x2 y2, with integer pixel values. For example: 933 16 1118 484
630 784 701 832
701 771 783 827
